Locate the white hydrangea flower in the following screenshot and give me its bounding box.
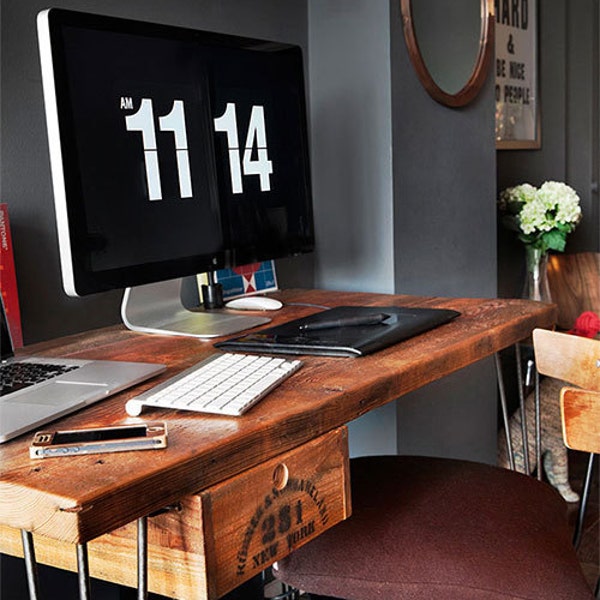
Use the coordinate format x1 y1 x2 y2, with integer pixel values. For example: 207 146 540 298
498 180 581 252
537 181 582 225
519 198 552 234
498 183 537 211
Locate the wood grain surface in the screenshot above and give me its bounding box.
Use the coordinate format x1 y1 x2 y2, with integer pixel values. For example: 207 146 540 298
547 252 600 330
533 328 600 391
561 389 600 454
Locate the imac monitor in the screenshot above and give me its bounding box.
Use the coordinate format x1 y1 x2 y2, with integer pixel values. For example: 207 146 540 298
37 8 313 337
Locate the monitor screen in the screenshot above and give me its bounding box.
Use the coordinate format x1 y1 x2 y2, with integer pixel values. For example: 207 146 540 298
37 9 314 298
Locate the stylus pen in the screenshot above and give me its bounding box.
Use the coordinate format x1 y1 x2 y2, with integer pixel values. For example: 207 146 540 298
299 313 390 331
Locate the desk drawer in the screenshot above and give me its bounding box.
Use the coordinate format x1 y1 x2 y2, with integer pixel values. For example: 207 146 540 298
1 426 350 599
199 426 350 598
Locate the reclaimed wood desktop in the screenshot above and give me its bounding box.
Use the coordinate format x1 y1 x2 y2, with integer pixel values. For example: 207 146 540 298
0 289 556 598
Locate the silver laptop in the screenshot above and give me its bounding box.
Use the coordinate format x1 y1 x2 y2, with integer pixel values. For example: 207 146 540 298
0 298 166 443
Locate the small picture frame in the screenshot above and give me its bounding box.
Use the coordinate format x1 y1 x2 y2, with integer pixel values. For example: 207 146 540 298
197 260 278 301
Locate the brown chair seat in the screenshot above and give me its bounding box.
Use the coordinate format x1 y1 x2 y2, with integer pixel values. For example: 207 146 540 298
274 455 593 600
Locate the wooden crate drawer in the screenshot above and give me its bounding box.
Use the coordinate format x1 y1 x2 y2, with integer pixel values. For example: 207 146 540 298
0 426 350 599
200 426 350 598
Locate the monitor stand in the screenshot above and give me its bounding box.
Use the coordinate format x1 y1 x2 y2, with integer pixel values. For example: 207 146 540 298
120 277 271 339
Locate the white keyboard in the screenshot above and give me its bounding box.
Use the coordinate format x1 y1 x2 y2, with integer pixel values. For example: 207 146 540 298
125 352 302 417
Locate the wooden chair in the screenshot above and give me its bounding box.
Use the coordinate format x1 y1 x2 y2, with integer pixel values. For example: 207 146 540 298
272 329 599 599
534 328 600 570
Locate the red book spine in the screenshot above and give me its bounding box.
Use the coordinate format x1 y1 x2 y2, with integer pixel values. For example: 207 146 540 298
0 203 23 347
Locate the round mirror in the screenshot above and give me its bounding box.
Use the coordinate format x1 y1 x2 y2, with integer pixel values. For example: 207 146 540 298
400 0 494 107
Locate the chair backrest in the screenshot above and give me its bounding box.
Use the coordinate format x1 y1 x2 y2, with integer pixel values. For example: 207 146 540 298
533 328 600 454
560 388 600 454
547 252 600 331
533 328 600 392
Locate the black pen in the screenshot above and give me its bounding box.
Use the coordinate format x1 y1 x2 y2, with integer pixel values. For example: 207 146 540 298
299 313 390 331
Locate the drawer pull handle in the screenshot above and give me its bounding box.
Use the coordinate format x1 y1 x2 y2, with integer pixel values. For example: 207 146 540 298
272 463 289 490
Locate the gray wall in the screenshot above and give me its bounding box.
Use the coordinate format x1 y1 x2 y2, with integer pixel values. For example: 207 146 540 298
308 1 395 295
391 2 497 298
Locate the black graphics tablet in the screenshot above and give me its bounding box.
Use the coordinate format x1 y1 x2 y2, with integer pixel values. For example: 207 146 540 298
215 305 460 357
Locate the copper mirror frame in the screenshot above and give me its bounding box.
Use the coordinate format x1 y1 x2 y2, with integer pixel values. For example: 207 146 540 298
400 0 495 108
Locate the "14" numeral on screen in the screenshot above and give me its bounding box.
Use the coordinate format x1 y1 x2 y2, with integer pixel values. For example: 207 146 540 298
213 102 273 194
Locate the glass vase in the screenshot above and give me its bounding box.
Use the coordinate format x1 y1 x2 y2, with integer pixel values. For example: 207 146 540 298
522 246 552 303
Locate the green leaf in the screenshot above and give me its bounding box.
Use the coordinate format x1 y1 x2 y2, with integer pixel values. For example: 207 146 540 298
542 229 566 252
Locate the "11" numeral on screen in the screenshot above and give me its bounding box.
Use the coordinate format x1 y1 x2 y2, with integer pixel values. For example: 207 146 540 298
125 98 192 201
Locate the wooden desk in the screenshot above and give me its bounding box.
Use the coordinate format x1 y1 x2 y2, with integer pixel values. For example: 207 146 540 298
0 289 556 598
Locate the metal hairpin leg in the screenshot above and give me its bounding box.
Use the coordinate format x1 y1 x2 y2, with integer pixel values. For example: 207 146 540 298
573 452 596 549
496 345 541 476
515 344 531 474
20 530 40 600
21 529 92 600
77 543 91 600
21 514 155 600
137 516 148 600
533 368 542 480
495 352 515 470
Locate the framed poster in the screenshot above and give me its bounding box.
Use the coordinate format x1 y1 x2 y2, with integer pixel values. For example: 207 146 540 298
495 0 540 149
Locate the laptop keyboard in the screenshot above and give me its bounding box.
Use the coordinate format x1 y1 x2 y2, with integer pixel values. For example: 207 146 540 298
0 362 79 396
